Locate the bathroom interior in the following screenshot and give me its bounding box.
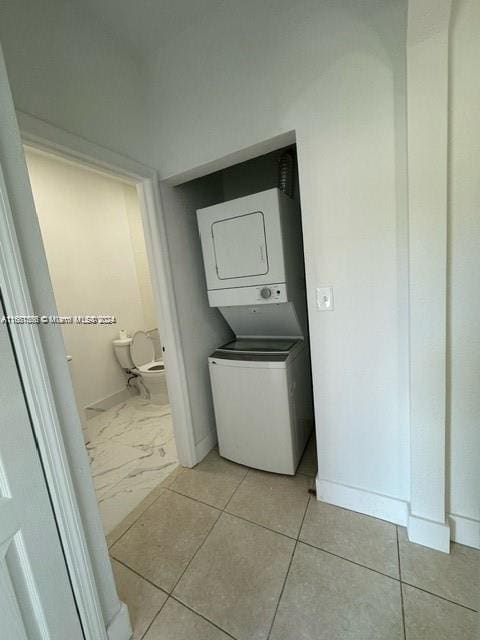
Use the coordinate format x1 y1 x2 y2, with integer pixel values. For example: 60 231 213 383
24 146 177 535
24 140 316 538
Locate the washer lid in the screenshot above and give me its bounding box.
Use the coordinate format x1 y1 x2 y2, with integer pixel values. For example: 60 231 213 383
219 338 298 354
130 331 154 367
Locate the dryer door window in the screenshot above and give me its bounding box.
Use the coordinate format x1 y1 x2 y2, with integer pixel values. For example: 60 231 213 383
212 211 268 280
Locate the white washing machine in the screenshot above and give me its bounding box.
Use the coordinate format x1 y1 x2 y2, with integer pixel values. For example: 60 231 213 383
208 338 312 475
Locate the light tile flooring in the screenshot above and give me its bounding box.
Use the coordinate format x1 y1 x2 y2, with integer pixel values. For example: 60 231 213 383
108 438 479 639
86 396 178 534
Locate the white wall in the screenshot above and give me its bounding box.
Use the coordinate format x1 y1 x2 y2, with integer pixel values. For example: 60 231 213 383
25 149 156 414
148 0 410 511
125 185 159 334
0 0 150 164
447 0 480 545
160 175 233 452
124 185 163 360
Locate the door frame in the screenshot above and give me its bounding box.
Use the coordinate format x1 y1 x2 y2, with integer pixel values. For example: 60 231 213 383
1 110 197 638
17 111 197 468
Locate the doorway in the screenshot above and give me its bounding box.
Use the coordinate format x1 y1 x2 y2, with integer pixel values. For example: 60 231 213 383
23 146 178 535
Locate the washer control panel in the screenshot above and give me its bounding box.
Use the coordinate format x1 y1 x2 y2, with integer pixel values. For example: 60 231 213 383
256 284 284 302
208 282 288 306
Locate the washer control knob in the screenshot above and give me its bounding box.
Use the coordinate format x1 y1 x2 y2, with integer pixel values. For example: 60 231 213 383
260 287 272 299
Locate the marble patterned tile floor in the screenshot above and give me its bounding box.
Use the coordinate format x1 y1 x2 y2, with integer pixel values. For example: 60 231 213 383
86 395 178 534
108 436 479 639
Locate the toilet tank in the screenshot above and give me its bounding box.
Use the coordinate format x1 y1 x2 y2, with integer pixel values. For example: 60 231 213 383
113 338 134 369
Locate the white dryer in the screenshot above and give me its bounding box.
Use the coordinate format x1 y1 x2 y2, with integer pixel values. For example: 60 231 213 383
197 187 308 339
208 338 312 475
198 188 303 298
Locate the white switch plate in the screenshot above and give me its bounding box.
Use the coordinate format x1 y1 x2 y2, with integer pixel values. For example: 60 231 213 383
316 286 334 311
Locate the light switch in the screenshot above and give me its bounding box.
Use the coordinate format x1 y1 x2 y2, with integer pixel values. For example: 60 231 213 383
316 287 334 311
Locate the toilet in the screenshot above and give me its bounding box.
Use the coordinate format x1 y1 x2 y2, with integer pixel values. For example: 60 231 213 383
113 331 169 405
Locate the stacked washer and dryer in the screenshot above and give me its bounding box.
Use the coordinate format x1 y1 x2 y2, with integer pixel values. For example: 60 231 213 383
197 187 313 475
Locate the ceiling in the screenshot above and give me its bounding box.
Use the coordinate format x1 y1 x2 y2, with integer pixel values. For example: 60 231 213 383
82 0 225 61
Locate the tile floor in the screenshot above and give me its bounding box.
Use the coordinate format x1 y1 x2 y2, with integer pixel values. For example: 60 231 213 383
109 437 479 639
86 395 178 534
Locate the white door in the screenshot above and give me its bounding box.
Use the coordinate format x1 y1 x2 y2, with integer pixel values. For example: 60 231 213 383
0 301 84 640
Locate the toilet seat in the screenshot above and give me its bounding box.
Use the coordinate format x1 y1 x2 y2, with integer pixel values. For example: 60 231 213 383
130 331 155 368
130 331 164 376
113 331 168 405
137 361 165 374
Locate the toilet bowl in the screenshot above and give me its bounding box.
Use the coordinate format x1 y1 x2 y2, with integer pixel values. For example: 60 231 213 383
113 331 169 405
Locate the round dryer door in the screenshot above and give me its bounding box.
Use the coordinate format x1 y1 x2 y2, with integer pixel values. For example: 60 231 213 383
130 331 154 368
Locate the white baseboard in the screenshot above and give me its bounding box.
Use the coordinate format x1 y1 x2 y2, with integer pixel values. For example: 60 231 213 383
85 387 136 419
407 513 450 553
315 477 408 526
449 513 480 549
194 430 217 464
106 602 132 640
314 479 478 553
